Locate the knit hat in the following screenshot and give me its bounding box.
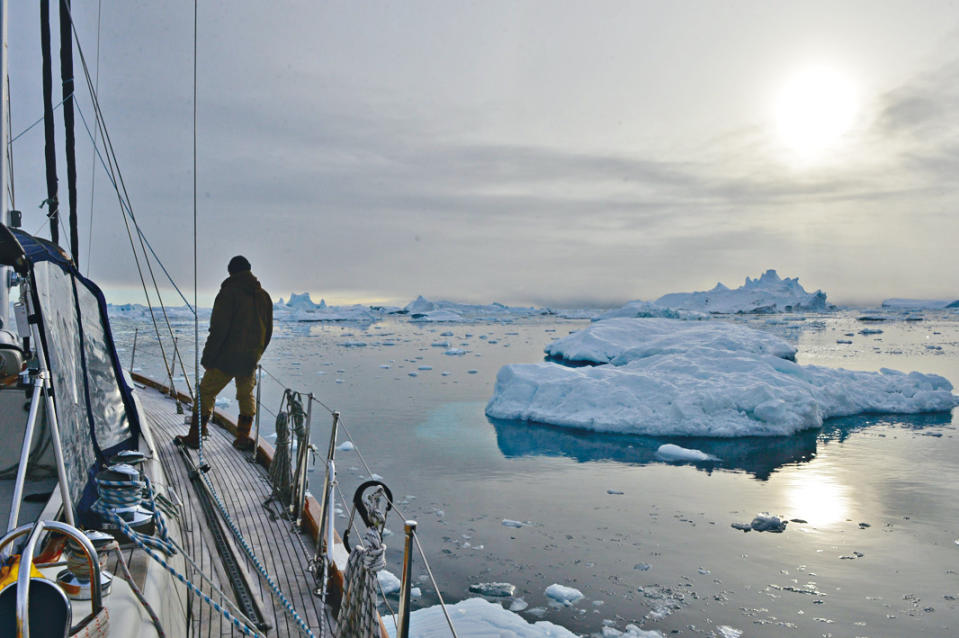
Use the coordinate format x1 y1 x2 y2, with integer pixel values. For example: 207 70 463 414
228 255 251 275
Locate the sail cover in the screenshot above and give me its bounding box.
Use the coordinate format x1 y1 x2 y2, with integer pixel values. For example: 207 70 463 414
0 225 141 518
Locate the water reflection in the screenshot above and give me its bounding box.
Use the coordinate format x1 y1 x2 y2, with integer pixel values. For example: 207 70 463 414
489 411 953 481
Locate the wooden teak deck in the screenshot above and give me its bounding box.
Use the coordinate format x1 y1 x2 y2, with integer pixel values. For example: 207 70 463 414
137 381 332 637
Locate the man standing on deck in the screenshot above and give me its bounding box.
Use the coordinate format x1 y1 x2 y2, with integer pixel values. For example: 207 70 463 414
175 255 273 451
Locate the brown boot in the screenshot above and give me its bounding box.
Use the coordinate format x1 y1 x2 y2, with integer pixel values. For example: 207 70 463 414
175 413 209 449
232 414 255 451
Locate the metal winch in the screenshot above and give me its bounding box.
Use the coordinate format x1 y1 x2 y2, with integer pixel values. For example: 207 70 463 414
56 530 115 600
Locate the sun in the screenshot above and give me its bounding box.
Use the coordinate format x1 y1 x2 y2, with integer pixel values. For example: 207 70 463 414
775 66 858 161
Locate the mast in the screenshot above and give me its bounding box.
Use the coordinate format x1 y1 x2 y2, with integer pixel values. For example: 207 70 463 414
40 0 59 245
0 0 9 328
59 0 78 266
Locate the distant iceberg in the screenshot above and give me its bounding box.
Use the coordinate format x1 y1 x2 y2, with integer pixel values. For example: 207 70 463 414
882 298 959 310
488 319 958 437
398 295 553 322
654 269 830 314
545 318 796 365
599 300 708 321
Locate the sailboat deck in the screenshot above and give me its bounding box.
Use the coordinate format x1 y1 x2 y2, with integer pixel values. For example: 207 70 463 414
138 383 330 637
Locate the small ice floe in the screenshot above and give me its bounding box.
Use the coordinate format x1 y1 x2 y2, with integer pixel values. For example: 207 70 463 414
378 570 401 595
715 626 744 638
431 341 451 348
379 364 391 369
335 379 344 384
468 582 516 597
215 397 231 408
441 371 451 376
342 341 367 347
656 444 720 463
502 519 524 528
418 365 433 371
445 348 467 356
607 489 625 495
859 328 883 335
509 598 528 612
602 626 665 638
408 372 418 377
467 369 478 374
732 513 787 533
440 331 454 337
836 340 853 344
545 584 583 606
335 441 355 452
634 563 651 571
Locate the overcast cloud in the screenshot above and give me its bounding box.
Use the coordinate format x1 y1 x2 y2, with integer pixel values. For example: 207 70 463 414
5 2 959 307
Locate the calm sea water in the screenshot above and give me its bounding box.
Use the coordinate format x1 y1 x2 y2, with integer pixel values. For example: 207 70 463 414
113 309 959 637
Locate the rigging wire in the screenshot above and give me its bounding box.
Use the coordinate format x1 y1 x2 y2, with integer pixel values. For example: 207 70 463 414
85 0 102 278
5 77 14 209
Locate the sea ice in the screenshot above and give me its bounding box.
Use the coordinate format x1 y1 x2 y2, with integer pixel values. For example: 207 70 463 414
502 519 524 528
378 570 401 595
656 444 719 462
545 318 796 365
335 441 355 452
545 584 584 606
602 626 665 638
599 300 708 321
385 597 578 638
488 320 958 437
882 298 958 310
468 582 517 597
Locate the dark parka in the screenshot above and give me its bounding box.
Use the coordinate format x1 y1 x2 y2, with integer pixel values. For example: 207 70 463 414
201 270 273 376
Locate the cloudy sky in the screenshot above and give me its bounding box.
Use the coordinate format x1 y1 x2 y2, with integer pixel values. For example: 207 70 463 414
6 1 959 307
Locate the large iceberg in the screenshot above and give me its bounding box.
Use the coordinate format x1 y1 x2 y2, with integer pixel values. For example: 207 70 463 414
397 295 553 322
598 300 708 321
654 269 829 314
545 318 796 364
488 319 958 437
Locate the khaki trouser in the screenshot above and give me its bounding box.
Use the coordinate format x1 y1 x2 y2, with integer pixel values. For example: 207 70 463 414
197 367 256 419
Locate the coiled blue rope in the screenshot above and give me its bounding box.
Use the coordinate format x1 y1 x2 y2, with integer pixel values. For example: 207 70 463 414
92 474 176 555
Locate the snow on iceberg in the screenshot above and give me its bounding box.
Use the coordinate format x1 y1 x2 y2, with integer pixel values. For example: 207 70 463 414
400 295 553 322
654 269 830 314
385 597 579 638
545 318 797 365
487 323 958 437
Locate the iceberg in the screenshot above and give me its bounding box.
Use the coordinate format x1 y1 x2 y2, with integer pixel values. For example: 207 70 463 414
882 298 959 310
599 300 708 321
488 320 958 437
654 269 830 314
545 318 797 365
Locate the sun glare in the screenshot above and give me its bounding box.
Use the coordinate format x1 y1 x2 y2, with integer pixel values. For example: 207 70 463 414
775 66 858 161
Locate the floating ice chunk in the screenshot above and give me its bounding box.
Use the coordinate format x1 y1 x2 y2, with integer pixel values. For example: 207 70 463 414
467 370 478 374
882 298 958 310
509 598 528 612
859 328 884 335
378 570 401 595
335 441 355 452
502 519 524 528
748 513 787 533
385 597 577 638
431 341 451 348
215 397 231 408
600 300 708 321
408 372 418 377
468 582 516 597
440 331 454 337
342 341 367 347
715 626 743 638
602 626 665 638
656 444 720 463
545 584 583 606
380 364 391 369
607 489 624 495
445 348 467 356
